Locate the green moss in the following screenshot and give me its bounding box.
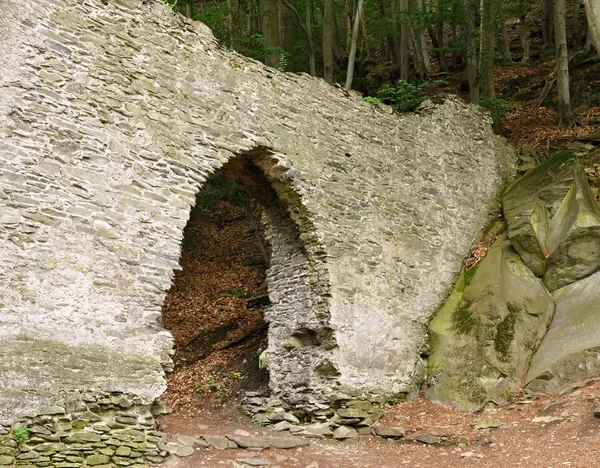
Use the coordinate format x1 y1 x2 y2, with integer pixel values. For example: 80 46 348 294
451 300 477 335
494 307 517 359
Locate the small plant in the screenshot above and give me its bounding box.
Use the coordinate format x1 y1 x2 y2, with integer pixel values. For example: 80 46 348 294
12 426 29 444
162 0 178 8
366 79 444 113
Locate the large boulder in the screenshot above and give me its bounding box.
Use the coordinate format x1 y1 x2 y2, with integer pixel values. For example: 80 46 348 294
425 233 554 410
503 151 600 290
527 270 600 393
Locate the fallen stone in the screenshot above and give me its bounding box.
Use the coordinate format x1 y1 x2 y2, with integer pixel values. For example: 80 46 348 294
297 423 332 438
173 446 195 457
233 429 251 437
414 434 440 444
271 421 292 432
228 435 309 449
177 435 208 448
332 426 358 439
472 418 504 429
373 427 405 438
203 435 238 450
236 459 272 466
531 416 564 424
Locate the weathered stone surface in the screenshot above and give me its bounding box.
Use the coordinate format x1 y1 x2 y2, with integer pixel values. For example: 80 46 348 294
426 233 554 410
372 427 405 438
203 435 237 450
503 150 600 290
332 426 359 439
0 0 514 424
527 271 600 393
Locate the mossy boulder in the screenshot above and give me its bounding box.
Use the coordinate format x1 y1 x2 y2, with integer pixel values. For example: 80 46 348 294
503 150 600 290
527 270 600 393
425 234 554 410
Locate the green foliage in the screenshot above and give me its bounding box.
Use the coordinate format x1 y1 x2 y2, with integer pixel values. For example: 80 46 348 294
203 370 249 402
366 80 444 113
12 427 29 444
162 0 178 9
476 98 515 121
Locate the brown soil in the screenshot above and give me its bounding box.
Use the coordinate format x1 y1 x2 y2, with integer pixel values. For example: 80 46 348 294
161 381 600 468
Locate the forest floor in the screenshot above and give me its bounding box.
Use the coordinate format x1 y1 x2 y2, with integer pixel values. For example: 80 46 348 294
158 58 600 468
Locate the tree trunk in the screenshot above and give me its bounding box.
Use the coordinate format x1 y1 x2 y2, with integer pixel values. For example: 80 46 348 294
279 0 294 70
261 0 281 67
400 0 410 79
480 0 496 99
500 7 512 61
466 0 480 101
554 0 575 126
584 25 594 53
184 0 193 17
519 0 530 63
379 0 399 67
436 0 449 72
583 0 600 53
543 0 554 46
345 0 365 89
280 0 316 74
418 0 432 73
323 0 335 82
306 0 317 75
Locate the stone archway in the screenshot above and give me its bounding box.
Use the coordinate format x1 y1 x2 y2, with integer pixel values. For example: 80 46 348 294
160 149 340 420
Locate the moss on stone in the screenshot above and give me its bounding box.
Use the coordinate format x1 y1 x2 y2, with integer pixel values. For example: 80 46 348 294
451 300 477 335
495 307 517 360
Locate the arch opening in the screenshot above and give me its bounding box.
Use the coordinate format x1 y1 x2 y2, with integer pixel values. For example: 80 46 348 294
159 150 338 421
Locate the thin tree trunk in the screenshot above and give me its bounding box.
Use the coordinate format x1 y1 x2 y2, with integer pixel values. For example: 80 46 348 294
519 0 530 63
543 0 554 46
345 0 365 89
323 0 335 82
400 0 410 79
306 0 317 75
280 0 316 74
466 0 480 101
436 0 449 72
185 0 193 17
554 0 575 126
279 0 294 70
379 0 399 67
418 0 432 73
480 0 496 99
583 0 600 53
584 25 594 53
500 3 512 62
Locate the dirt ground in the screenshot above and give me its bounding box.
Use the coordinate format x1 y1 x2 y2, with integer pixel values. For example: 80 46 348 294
160 381 600 468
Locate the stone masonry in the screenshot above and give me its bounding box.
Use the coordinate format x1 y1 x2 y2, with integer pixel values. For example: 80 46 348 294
0 0 514 458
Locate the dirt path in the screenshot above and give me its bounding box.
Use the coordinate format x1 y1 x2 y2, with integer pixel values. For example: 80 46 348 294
158 382 600 468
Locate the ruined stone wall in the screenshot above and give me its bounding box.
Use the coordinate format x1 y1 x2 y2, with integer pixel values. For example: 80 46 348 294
0 0 514 433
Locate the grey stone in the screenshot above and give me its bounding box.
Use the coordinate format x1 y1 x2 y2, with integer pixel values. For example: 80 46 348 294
236 459 272 466
527 271 600 393
414 434 440 444
373 426 405 438
176 435 207 447
426 233 554 410
332 426 358 439
203 435 237 450
173 446 195 457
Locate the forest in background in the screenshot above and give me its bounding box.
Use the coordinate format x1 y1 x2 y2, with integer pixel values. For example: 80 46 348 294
163 0 599 132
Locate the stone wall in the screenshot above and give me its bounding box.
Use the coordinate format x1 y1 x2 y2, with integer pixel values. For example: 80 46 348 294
0 0 514 437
